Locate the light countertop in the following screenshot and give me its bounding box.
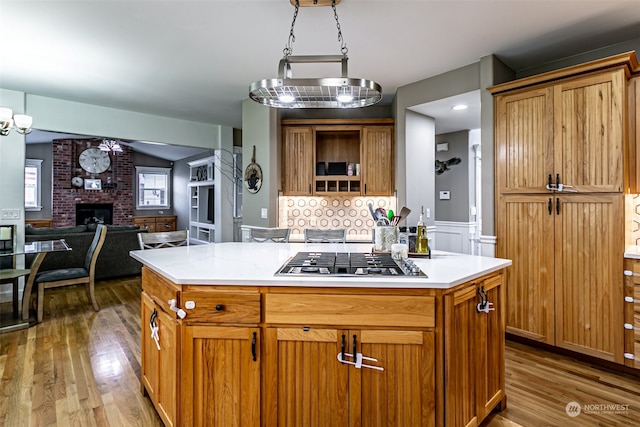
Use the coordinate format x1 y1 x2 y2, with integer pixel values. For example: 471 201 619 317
130 242 511 289
625 245 640 259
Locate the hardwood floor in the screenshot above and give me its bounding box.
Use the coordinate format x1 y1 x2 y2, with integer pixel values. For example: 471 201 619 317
1 276 639 426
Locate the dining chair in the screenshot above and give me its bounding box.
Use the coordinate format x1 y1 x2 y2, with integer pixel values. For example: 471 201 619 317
0 225 31 315
304 228 347 243
138 230 189 250
34 224 107 322
249 227 291 243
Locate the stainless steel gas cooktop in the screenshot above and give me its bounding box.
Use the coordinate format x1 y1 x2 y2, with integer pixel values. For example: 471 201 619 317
275 252 427 277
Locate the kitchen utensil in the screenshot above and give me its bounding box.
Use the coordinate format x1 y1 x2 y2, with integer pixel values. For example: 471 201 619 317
397 206 411 223
374 208 387 222
387 209 394 220
376 218 390 226
367 203 377 221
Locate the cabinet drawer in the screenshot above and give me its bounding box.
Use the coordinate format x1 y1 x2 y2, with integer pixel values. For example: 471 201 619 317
265 293 434 328
142 267 180 315
181 291 261 324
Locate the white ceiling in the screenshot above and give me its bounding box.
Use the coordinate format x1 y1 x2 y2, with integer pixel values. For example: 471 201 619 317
3 0 640 140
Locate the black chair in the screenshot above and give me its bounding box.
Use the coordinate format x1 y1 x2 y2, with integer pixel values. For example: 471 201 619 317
34 224 107 322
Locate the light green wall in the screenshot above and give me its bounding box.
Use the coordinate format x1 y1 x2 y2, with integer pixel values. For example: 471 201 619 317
0 89 27 274
26 95 223 149
241 99 279 227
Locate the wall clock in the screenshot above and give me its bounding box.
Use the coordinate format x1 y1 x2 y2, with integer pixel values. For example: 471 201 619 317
79 147 111 174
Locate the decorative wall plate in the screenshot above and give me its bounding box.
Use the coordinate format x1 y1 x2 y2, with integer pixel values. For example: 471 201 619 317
244 145 262 194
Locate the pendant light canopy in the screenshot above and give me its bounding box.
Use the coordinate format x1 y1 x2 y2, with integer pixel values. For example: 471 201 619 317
249 0 382 109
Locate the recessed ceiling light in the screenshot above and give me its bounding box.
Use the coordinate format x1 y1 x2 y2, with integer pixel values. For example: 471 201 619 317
452 104 468 111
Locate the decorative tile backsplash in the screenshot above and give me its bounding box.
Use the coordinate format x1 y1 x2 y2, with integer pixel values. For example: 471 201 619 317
631 194 640 245
278 196 396 241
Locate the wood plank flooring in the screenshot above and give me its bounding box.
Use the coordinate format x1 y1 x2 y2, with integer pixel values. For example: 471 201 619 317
1 276 639 426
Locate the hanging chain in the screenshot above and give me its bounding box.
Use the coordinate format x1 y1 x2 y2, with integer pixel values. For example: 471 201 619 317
332 0 348 56
283 0 300 58
283 0 348 57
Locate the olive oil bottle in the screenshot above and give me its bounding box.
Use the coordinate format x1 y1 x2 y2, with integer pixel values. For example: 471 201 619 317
416 206 429 254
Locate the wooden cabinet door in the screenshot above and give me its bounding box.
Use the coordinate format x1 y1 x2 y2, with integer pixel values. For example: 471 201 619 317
553 69 625 193
355 330 435 427
475 275 506 421
444 284 478 427
362 125 394 195
494 86 554 194
181 326 261 427
141 292 180 427
264 327 349 427
498 195 555 344
282 126 314 195
554 194 624 362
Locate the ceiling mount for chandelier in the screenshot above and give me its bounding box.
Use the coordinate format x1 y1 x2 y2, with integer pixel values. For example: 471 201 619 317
249 0 382 109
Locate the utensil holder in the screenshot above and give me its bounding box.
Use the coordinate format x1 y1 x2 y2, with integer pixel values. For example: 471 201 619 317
374 226 398 252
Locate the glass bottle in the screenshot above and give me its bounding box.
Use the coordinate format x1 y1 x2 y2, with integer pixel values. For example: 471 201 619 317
416 206 428 254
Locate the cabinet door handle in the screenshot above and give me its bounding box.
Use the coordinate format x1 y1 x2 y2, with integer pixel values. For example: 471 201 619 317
556 198 560 215
364 184 367 194
548 174 552 190
309 183 311 193
548 198 552 215
352 334 358 358
556 174 560 189
251 332 257 362
341 334 346 364
215 304 225 311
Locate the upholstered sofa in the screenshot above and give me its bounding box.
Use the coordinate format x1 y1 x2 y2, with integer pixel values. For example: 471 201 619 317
25 224 147 280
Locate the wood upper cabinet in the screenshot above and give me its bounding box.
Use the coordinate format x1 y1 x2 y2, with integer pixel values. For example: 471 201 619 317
495 86 554 194
281 119 395 196
282 126 314 195
495 67 626 194
141 292 180 427
181 326 261 427
362 125 394 195
444 274 505 427
264 327 434 427
553 69 626 193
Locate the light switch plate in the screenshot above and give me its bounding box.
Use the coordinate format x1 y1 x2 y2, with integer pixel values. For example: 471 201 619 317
1 209 20 220
439 191 451 200
261 208 268 219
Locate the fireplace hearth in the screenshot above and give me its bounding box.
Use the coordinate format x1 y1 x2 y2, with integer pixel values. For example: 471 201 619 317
76 203 113 225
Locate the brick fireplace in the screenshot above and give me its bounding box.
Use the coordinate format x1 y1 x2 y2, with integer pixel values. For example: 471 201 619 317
52 139 134 227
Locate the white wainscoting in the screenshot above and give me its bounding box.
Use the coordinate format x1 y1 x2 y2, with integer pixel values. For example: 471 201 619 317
433 221 479 255
480 235 497 257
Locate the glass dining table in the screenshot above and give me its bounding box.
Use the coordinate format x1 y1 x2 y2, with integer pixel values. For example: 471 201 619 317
0 239 71 333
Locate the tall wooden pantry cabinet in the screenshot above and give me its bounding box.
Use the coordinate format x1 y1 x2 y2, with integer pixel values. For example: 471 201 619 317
491 52 639 363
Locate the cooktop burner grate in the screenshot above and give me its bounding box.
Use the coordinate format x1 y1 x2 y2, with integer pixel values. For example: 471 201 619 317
275 252 426 277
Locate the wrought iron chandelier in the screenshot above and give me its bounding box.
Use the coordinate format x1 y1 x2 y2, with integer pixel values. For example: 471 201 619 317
249 0 382 109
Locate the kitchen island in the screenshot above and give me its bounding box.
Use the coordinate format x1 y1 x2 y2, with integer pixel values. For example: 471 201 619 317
131 242 511 427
